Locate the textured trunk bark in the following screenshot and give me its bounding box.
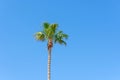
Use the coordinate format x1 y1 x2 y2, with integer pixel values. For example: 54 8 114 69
47 39 53 80
48 48 51 80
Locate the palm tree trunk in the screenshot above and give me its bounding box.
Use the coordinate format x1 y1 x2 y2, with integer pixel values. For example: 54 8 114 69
48 47 51 80
47 39 53 80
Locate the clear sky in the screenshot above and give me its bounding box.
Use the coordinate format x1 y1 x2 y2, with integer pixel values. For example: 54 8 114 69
0 0 120 80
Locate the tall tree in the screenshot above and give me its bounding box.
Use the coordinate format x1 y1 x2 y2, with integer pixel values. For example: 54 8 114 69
35 22 68 80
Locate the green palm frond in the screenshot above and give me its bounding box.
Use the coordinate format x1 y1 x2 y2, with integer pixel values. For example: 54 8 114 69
43 22 50 36
35 32 45 41
62 33 68 39
54 31 68 45
50 24 58 33
55 31 68 39
59 40 67 45
55 38 67 45
43 22 50 29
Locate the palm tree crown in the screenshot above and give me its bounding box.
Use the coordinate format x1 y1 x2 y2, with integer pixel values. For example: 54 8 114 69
35 22 68 46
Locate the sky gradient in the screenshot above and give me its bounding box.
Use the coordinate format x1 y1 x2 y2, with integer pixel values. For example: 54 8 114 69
0 0 120 80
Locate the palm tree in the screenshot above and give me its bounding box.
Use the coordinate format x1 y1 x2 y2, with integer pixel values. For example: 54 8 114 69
35 22 68 80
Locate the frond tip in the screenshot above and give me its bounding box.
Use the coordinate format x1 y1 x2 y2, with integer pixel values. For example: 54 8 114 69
43 22 50 29
57 40 67 45
35 32 45 41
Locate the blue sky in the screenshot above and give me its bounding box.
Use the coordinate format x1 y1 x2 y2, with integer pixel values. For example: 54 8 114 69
0 0 120 80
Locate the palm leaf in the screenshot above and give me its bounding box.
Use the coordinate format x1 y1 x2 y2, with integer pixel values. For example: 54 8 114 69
54 31 68 45
55 31 68 40
43 22 50 29
54 38 67 45
62 34 68 39
51 24 58 33
35 32 45 41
